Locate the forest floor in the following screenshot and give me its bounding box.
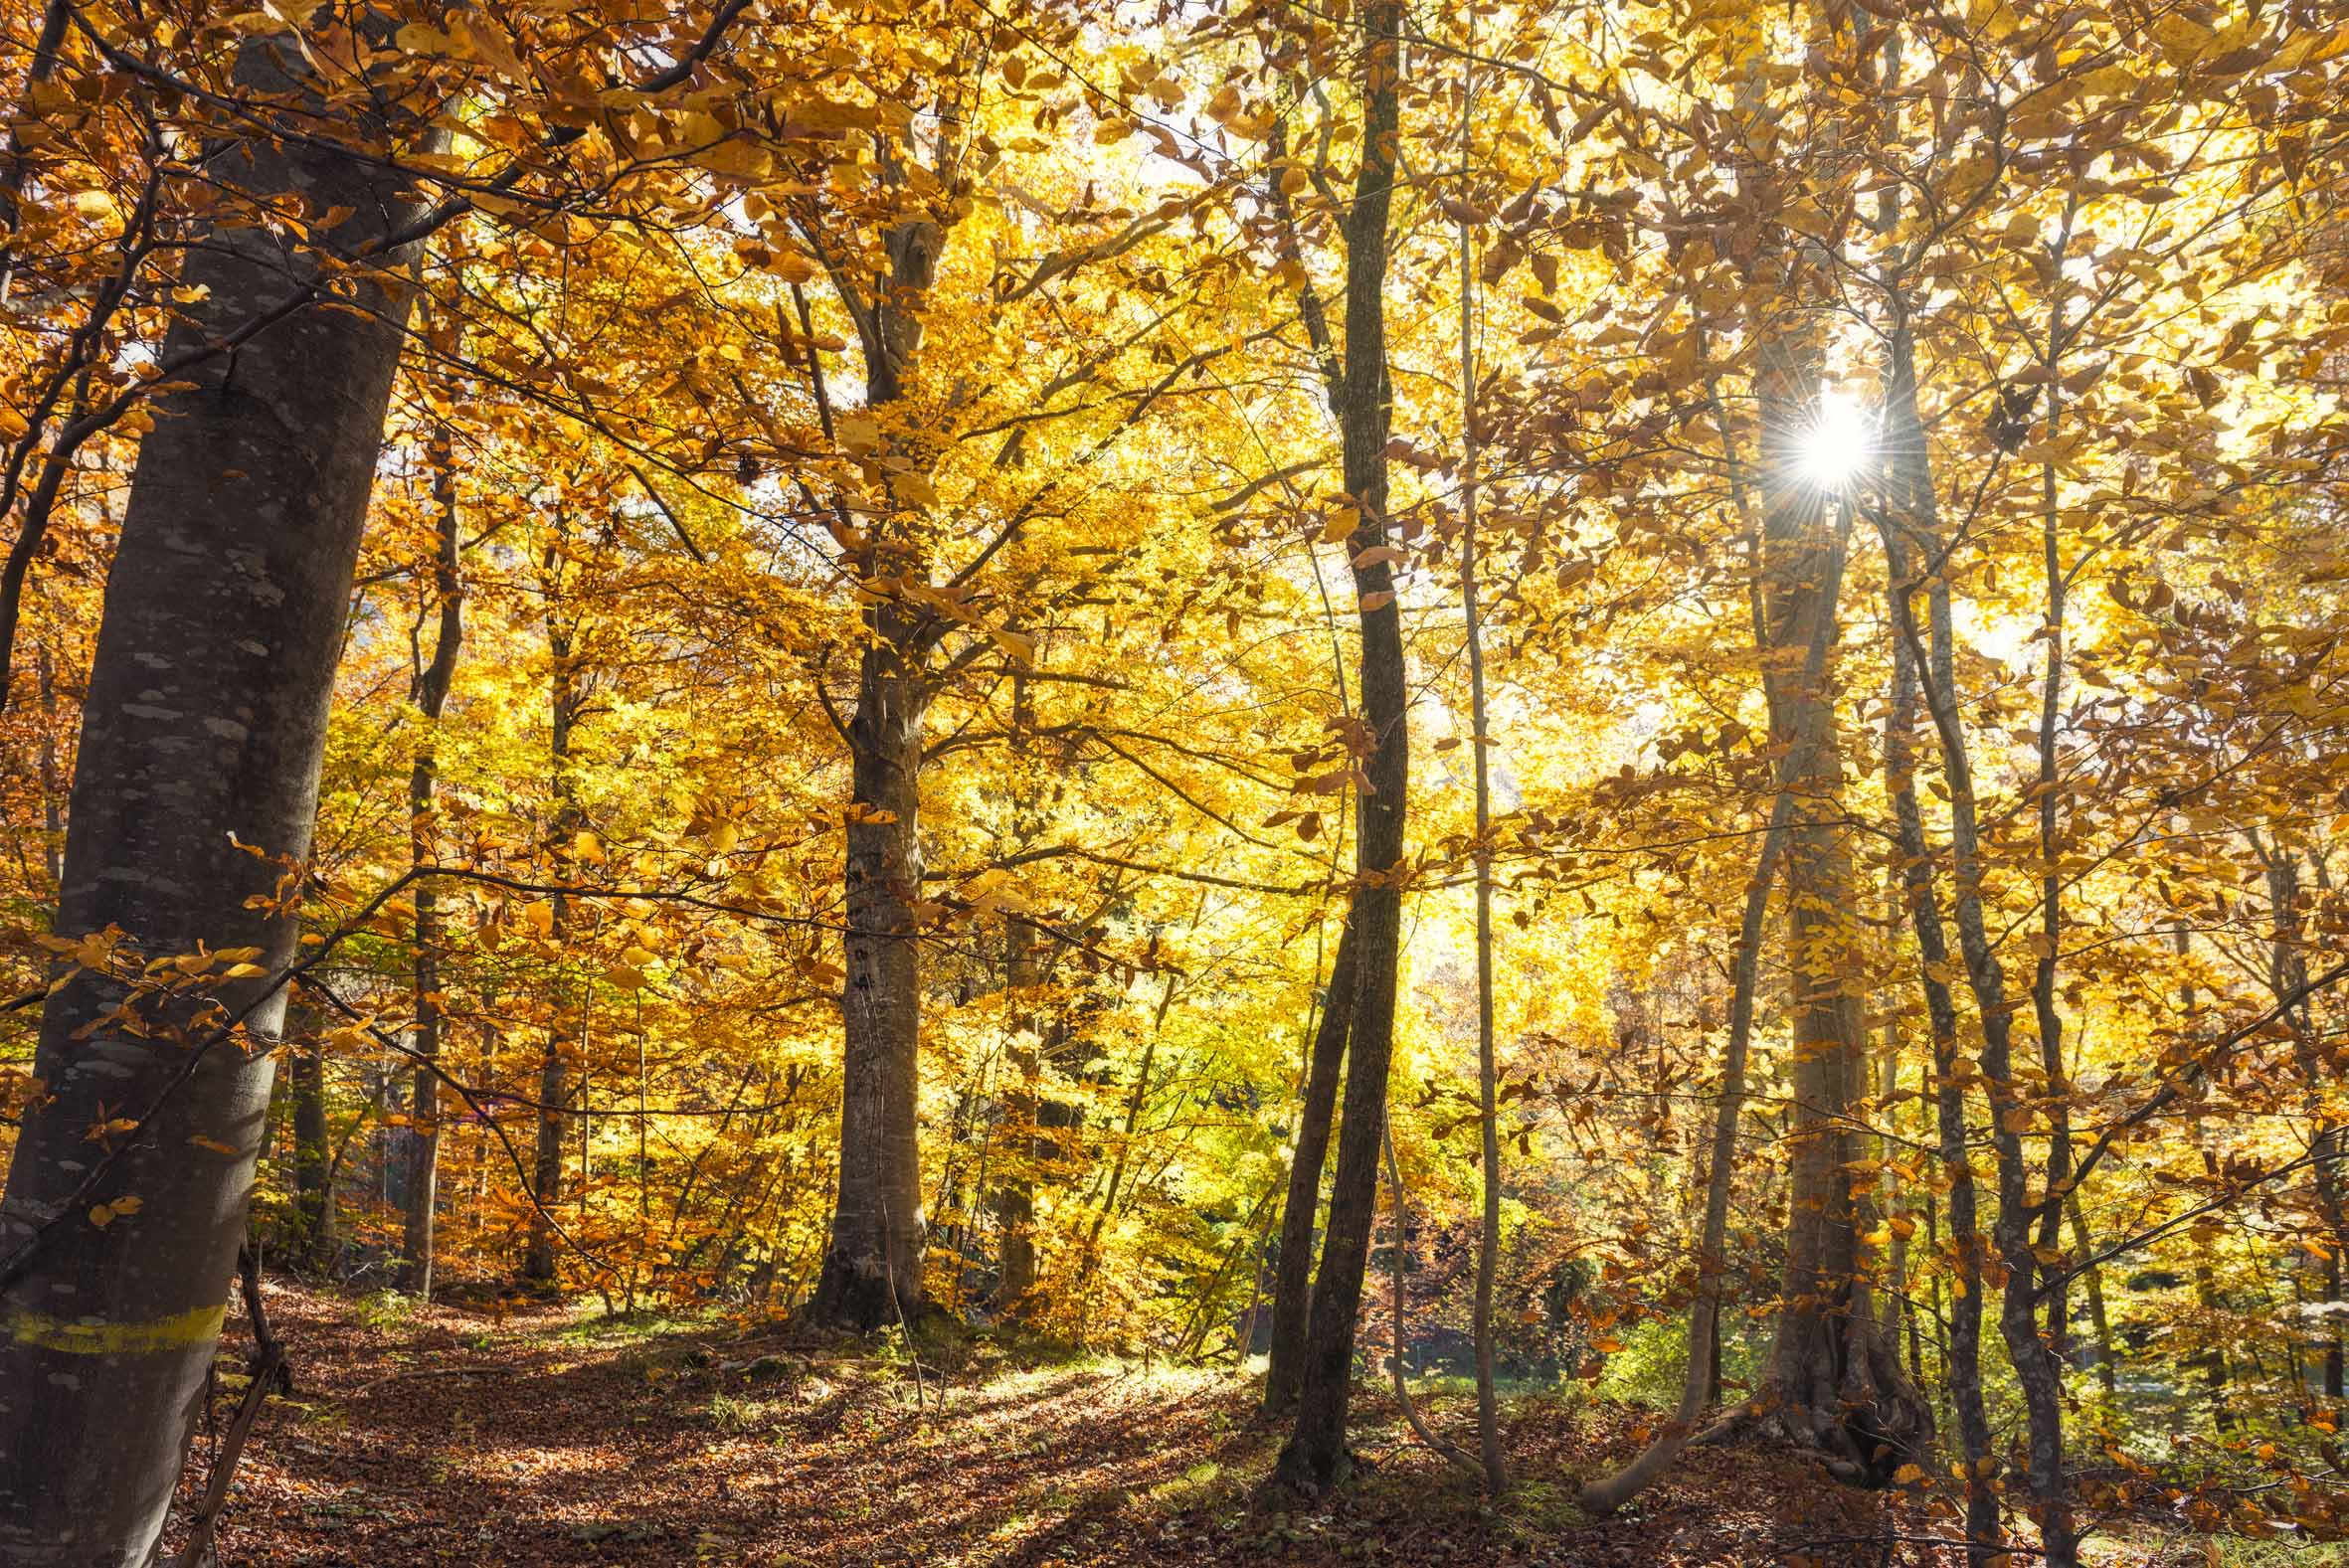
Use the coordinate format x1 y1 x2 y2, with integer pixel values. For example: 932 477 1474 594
162 1280 2265 1567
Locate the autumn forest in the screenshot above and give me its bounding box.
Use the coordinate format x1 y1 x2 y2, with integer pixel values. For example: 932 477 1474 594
0 0 2344 1562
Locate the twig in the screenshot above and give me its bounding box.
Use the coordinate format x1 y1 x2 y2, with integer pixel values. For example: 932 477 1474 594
169 1339 282 1568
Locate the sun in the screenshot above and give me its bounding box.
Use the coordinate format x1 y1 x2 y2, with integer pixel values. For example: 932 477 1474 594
1796 389 1872 488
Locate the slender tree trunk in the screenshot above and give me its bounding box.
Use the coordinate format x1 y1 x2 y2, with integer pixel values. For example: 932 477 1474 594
1880 328 2076 1564
524 562 579 1285
2269 851 2347 1397
1881 468 1998 1558
993 671 1042 1307
1264 924 1355 1414
1455 61 1504 1492
289 1000 333 1263
1579 793 1787 1512
994 910 1041 1306
401 413 464 1300
2066 1196 2116 1396
1272 0 1407 1495
0 32 426 1560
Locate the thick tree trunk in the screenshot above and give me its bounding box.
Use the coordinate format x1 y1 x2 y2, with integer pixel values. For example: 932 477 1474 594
0 33 424 1561
1272 0 1406 1495
401 419 463 1300
1744 319 1929 1482
1263 924 1355 1415
813 651 929 1328
808 207 944 1332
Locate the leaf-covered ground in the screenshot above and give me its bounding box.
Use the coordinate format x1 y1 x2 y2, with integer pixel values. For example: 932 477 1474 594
164 1281 2232 1566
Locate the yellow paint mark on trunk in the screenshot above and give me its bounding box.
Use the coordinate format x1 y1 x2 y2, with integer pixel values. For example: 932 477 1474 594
4 1303 225 1354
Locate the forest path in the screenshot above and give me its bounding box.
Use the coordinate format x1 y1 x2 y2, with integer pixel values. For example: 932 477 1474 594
169 1281 1953 1565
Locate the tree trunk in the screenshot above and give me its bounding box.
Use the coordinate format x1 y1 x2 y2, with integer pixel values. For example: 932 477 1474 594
2269 851 2346 1398
1745 315 1929 1482
1881 454 1998 1557
994 911 1042 1307
1271 0 1406 1495
1455 64 1504 1491
288 1000 333 1264
993 670 1043 1308
808 207 944 1332
1881 328 2076 1565
0 32 425 1561
401 414 464 1300
2065 1196 2116 1396
1579 789 1786 1512
1263 923 1355 1415
523 562 579 1285
812 649 929 1328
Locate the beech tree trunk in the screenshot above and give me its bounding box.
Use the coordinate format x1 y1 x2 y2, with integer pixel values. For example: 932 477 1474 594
2270 851 2347 1397
0 33 425 1561
401 417 464 1300
813 646 929 1328
994 911 1042 1307
1882 338 2077 1565
1262 924 1355 1414
808 210 944 1331
1881 415 1998 1556
1272 0 1407 1495
1744 319 1929 1482
523 571 580 1285
288 1001 333 1263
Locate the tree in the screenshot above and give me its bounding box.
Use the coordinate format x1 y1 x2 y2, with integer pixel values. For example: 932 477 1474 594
0 28 433 1558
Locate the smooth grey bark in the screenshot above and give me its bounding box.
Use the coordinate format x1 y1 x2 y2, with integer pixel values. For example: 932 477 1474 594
0 32 427 1563
400 418 463 1299
810 212 944 1331
1272 0 1407 1495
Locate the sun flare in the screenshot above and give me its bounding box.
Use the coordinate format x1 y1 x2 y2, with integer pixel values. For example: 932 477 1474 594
1797 390 1871 488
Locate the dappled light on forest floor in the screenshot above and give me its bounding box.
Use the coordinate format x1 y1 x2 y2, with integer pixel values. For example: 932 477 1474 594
167 1283 1967 1566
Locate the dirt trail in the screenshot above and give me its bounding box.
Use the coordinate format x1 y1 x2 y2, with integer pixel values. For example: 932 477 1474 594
169 1282 1945 1566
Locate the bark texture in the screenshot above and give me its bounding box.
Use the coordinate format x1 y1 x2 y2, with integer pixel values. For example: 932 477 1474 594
400 419 463 1299
1272 0 1406 1494
1261 923 1355 1415
0 34 425 1562
810 209 945 1330
1742 331 1928 1483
